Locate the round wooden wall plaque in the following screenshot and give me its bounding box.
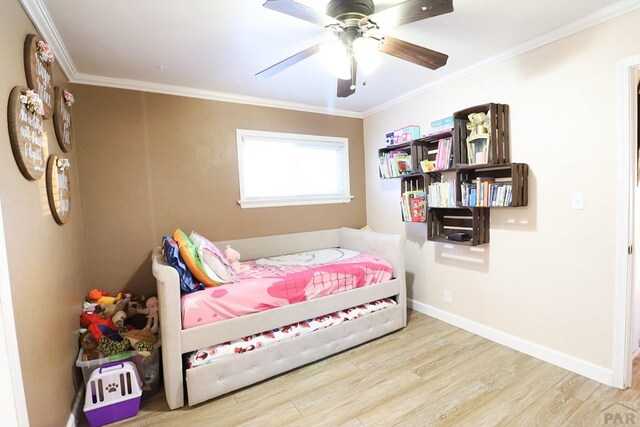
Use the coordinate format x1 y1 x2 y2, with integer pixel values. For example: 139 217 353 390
53 87 74 152
24 34 54 119
7 86 47 180
46 155 71 225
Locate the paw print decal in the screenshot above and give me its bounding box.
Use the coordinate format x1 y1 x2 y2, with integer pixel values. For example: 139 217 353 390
105 382 119 393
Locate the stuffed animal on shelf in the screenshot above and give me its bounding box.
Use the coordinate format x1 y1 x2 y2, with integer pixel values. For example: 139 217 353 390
224 245 251 274
143 296 159 334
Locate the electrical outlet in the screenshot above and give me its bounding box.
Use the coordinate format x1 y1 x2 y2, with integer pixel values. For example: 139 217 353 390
571 192 584 210
444 290 452 304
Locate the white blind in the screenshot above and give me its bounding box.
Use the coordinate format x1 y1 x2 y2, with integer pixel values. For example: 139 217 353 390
237 130 350 208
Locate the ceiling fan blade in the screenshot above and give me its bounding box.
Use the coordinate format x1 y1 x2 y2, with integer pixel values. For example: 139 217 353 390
380 36 448 70
263 0 339 27
337 55 357 98
360 0 453 29
256 44 321 79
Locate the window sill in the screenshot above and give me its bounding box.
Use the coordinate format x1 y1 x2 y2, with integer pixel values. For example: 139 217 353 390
238 196 354 209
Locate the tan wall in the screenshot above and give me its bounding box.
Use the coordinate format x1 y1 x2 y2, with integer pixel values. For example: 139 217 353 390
0 1 87 426
71 86 366 296
365 10 640 371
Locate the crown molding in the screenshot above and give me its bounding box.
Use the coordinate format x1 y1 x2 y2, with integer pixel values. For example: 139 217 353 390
362 0 640 117
19 0 77 80
71 73 364 118
19 0 640 119
18 0 363 119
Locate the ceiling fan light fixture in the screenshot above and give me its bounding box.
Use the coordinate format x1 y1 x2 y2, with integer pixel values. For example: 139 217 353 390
319 40 352 80
353 36 382 76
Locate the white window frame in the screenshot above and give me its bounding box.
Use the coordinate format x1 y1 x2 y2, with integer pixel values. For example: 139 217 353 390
236 129 352 208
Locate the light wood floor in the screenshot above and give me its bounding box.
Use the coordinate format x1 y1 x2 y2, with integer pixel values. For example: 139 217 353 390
106 310 640 426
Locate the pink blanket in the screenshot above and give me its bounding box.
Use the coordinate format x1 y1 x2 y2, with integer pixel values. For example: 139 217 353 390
181 250 393 329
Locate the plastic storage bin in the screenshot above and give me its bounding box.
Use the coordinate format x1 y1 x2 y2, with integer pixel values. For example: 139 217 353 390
84 361 142 427
76 341 161 398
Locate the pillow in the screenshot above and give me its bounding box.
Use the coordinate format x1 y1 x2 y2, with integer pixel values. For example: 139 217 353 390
172 229 221 287
161 236 204 293
189 231 236 283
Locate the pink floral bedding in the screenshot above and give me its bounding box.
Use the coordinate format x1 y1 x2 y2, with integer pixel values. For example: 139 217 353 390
186 298 397 368
180 249 393 329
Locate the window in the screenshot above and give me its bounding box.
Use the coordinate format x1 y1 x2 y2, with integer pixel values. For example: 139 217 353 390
236 129 351 208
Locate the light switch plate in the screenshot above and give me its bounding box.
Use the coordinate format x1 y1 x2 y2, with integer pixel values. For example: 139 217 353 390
444 290 452 304
571 192 584 210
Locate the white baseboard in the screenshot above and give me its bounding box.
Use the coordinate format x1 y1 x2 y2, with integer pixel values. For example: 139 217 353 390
408 299 614 386
66 384 83 427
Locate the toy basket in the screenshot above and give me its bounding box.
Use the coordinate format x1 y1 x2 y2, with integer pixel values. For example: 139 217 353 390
84 361 142 427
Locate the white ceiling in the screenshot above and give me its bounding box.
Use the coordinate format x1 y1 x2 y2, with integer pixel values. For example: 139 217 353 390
27 0 635 115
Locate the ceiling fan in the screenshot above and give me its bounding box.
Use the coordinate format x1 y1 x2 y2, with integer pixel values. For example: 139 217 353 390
256 0 453 98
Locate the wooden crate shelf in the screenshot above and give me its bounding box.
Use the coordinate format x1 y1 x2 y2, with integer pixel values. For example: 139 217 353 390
457 163 529 207
400 174 436 223
378 130 454 177
410 130 455 172
427 207 490 246
378 103 527 246
454 103 510 166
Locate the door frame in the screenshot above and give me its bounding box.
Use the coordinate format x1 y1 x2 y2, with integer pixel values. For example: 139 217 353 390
0 200 29 425
614 54 640 388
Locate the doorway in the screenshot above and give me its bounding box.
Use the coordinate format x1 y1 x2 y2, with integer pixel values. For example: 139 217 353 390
615 54 640 389
632 77 640 363
0 200 29 425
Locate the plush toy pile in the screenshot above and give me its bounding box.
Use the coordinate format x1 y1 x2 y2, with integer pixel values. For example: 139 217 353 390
79 289 160 360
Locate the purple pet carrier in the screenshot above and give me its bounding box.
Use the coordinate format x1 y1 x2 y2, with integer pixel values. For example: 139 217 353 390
83 361 142 427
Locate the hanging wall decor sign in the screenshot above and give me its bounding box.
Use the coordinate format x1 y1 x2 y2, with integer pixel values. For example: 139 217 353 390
46 155 71 224
7 86 47 180
53 87 74 152
24 34 54 119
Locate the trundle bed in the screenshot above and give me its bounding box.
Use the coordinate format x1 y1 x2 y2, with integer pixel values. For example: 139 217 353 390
152 227 406 409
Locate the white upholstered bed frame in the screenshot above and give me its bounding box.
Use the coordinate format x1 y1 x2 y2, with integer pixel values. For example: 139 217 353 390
151 227 406 409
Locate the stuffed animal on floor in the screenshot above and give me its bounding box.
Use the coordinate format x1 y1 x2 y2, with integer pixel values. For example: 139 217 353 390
143 296 159 334
87 289 127 306
80 309 132 356
112 311 127 331
224 245 251 274
80 331 100 361
122 329 158 357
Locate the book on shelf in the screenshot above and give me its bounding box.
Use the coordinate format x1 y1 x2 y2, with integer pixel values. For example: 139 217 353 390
420 159 436 172
460 178 513 207
379 151 413 178
400 190 426 222
427 181 456 208
410 195 426 222
393 153 413 175
434 138 454 171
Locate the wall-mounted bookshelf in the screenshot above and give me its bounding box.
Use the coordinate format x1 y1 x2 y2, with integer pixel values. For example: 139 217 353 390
427 207 490 246
378 103 528 246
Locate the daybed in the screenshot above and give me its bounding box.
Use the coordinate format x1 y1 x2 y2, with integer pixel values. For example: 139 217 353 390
151 227 406 409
